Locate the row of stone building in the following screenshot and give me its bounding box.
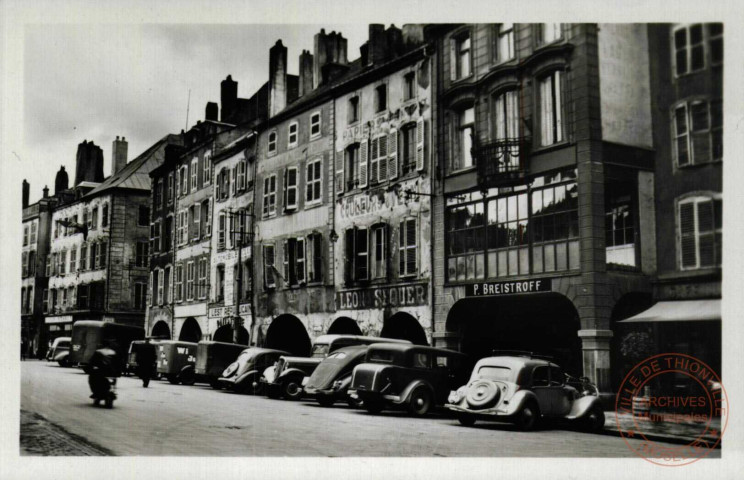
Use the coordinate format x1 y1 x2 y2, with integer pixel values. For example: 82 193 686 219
22 23 722 393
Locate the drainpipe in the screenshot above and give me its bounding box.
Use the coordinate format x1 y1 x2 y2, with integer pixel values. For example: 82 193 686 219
248 131 259 346
105 195 114 320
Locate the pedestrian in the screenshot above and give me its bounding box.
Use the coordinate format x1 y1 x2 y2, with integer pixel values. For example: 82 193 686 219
136 339 156 388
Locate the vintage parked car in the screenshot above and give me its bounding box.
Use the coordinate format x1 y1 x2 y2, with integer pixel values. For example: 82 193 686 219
156 341 198 385
192 341 248 389
349 344 472 416
125 340 160 377
70 320 145 373
304 345 370 408
446 354 605 432
218 347 289 394
263 335 411 401
47 336 72 367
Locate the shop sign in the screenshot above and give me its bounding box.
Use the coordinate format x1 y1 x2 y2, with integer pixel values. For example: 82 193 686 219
465 278 552 297
208 303 251 319
336 283 428 310
45 315 73 324
217 317 243 328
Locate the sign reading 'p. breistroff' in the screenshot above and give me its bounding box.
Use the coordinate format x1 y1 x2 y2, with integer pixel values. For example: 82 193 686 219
465 278 552 297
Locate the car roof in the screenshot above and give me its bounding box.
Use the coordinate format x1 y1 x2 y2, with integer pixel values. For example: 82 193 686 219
52 336 71 345
331 345 369 354
313 334 410 345
474 356 560 369
367 343 467 357
158 340 198 347
239 347 288 355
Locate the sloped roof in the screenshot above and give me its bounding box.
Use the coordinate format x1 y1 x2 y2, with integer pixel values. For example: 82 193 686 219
85 134 182 199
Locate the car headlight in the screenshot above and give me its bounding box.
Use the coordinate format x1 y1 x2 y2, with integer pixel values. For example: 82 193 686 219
332 380 343 390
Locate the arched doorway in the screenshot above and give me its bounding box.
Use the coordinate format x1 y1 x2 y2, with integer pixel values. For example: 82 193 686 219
265 314 311 356
610 292 655 391
213 324 250 345
151 321 171 339
179 317 202 343
381 312 428 345
327 316 362 335
446 293 581 375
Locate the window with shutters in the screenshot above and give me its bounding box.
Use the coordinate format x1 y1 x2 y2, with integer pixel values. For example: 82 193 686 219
22 251 28 277
674 99 722 167
371 224 387 280
310 112 322 139
102 203 109 228
136 241 149 267
348 96 360 125
375 85 387 112
539 71 564 146
191 158 198 192
495 23 515 63
263 174 277 217
98 240 107 268
134 283 147 310
369 136 388 185
540 23 562 45
217 212 226 250
90 207 98 230
167 172 174 204
345 144 361 190
175 264 183 302
399 219 418 277
306 233 323 283
403 72 416 102
306 158 322 204
263 245 276 289
60 250 67 275
203 152 212 186
296 237 305 284
89 243 97 270
164 266 171 304
42 289 49 313
153 220 162 252
456 107 475 170
678 195 722 270
192 205 200 240
401 124 417 175
284 167 298 211
30 222 37 245
23 226 28 246
237 159 246 192
79 244 86 271
198 258 208 299
283 239 292 285
158 269 165 305
180 166 189 195
138 206 150 226
453 32 472 80
344 227 369 283
68 249 75 274
288 122 298 148
268 131 277 155
186 261 195 300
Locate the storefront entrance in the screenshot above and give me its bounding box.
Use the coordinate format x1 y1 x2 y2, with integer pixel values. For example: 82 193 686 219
327 316 362 335
213 324 249 344
265 314 312 356
179 317 202 343
380 312 428 345
151 321 171 339
445 293 582 375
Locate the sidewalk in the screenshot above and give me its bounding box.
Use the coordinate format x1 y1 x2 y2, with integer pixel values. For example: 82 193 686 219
20 410 113 456
603 411 722 447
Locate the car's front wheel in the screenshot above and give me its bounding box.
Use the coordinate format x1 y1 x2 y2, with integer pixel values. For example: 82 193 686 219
515 402 539 431
317 396 335 408
407 386 433 416
364 400 384 414
457 413 476 426
282 377 304 401
582 405 605 433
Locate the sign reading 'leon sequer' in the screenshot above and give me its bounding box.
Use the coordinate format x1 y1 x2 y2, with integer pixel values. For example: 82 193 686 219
465 278 552 297
336 283 428 310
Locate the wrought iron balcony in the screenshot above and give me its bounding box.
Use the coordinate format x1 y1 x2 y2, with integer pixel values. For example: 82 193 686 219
473 137 530 187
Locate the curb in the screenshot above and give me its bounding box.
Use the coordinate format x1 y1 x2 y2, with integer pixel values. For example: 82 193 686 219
601 411 721 448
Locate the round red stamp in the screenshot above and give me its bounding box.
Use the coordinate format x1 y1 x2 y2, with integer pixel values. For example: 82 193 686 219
615 353 728 466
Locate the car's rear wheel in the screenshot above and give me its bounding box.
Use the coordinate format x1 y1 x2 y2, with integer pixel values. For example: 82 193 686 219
209 379 222 390
582 405 605 433
347 396 364 409
282 378 304 401
167 374 179 385
457 413 476 426
407 386 433 416
317 396 335 408
364 400 384 414
515 402 539 431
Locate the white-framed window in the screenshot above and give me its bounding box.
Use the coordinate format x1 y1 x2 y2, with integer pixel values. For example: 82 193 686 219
192 205 200 240
268 131 277 154
69 248 77 274
237 158 247 191
399 218 418 277
186 261 195 300
263 174 277 217
403 71 416 102
167 172 174 204
191 158 198 192
678 195 722 270
371 224 387 280
310 112 321 138
375 85 387 113
263 245 276 289
295 237 306 284
674 99 723 167
218 212 226 250
203 151 212 186
344 227 369 283
496 23 515 62
174 263 183 302
457 107 475 170
348 96 360 125
136 240 148 267
539 71 564 147
345 143 361 190
306 232 323 284
157 269 165 305
284 167 298 211
180 166 189 195
306 158 322 204
673 24 706 76
288 121 298 148
541 23 562 45
30 222 37 245
452 31 472 80
198 258 208 299
23 225 29 246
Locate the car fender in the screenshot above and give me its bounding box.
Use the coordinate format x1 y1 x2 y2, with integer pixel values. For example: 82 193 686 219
54 351 69 362
334 374 352 391
566 395 602 420
179 364 195 378
235 369 260 387
400 380 435 405
502 390 539 416
276 368 306 384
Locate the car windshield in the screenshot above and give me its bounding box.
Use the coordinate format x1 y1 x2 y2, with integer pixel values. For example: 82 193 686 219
237 350 262 362
476 365 513 382
326 351 348 360
368 350 395 363
312 344 330 357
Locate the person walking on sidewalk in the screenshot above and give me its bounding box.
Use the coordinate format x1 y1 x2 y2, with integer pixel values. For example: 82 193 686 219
136 339 157 388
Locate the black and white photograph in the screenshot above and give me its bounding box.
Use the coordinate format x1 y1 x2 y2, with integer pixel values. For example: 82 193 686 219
2 0 743 478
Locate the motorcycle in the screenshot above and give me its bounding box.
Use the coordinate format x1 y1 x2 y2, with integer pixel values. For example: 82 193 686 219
87 348 119 408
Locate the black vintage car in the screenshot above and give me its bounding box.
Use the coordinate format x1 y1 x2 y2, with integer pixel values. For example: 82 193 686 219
156 341 198 385
349 344 472 416
304 345 370 408
218 347 289 394
192 341 248 389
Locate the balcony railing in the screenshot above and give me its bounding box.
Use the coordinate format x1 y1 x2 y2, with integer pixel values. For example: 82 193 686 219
473 137 529 187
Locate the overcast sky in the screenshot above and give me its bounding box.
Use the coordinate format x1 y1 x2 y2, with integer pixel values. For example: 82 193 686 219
21 23 368 203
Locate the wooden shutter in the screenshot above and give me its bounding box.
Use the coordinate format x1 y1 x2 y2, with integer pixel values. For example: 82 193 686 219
359 139 369 188
679 202 696 268
554 71 563 143
450 38 457 81
282 168 288 210
406 219 417 274
344 229 354 284
388 128 398 180
416 118 426 171
369 138 378 185
336 150 345 195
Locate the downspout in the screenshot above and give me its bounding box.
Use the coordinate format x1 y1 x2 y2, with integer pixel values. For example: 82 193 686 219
249 130 259 346
105 194 114 320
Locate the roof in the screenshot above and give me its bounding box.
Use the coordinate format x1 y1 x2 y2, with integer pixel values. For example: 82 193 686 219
366 343 465 356
85 133 182 199
474 356 555 370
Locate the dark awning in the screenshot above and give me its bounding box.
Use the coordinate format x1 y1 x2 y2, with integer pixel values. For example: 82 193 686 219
619 299 721 323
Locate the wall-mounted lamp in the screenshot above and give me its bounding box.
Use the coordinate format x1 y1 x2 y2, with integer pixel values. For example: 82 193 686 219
329 229 339 243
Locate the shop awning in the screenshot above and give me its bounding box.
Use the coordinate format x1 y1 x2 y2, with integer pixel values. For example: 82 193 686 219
45 315 73 324
619 299 721 323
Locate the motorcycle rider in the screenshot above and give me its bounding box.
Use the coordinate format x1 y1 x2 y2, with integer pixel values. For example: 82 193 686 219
88 344 119 407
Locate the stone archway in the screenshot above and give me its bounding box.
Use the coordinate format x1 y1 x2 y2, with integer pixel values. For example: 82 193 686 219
381 312 428 345
264 314 312 356
179 317 202 343
213 324 249 345
151 321 171 339
327 316 363 335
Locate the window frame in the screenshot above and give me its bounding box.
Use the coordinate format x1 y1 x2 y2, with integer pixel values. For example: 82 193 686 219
284 166 298 211
310 112 322 139
673 98 722 167
453 31 472 80
305 157 322 205
403 72 416 102
263 245 276 289
399 218 418 277
677 194 722 270
540 23 563 46
288 121 299 148
268 131 278 155
375 84 387 113
455 106 475 171
538 70 564 147
203 152 212 186
495 23 515 63
263 174 277 217
348 95 360 125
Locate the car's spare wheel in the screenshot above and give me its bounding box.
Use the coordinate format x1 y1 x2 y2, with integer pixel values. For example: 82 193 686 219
466 380 500 409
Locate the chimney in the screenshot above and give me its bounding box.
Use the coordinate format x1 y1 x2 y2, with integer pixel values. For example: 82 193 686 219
74 141 104 185
368 24 387 66
269 40 288 117
386 25 404 57
205 102 218 122
111 136 128 175
55 165 69 194
22 180 29 208
313 29 348 88
402 24 425 48
298 50 314 97
43 186 49 198
221 75 238 123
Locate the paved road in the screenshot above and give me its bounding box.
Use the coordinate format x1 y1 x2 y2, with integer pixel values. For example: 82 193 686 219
21 360 676 457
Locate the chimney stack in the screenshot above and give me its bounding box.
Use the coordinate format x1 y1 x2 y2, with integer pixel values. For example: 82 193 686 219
112 136 128 175
205 102 219 122
74 141 104 186
22 179 29 208
298 50 314 97
221 75 238 123
269 40 288 117
55 165 69 194
368 24 387 66
313 29 348 88
43 186 49 198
